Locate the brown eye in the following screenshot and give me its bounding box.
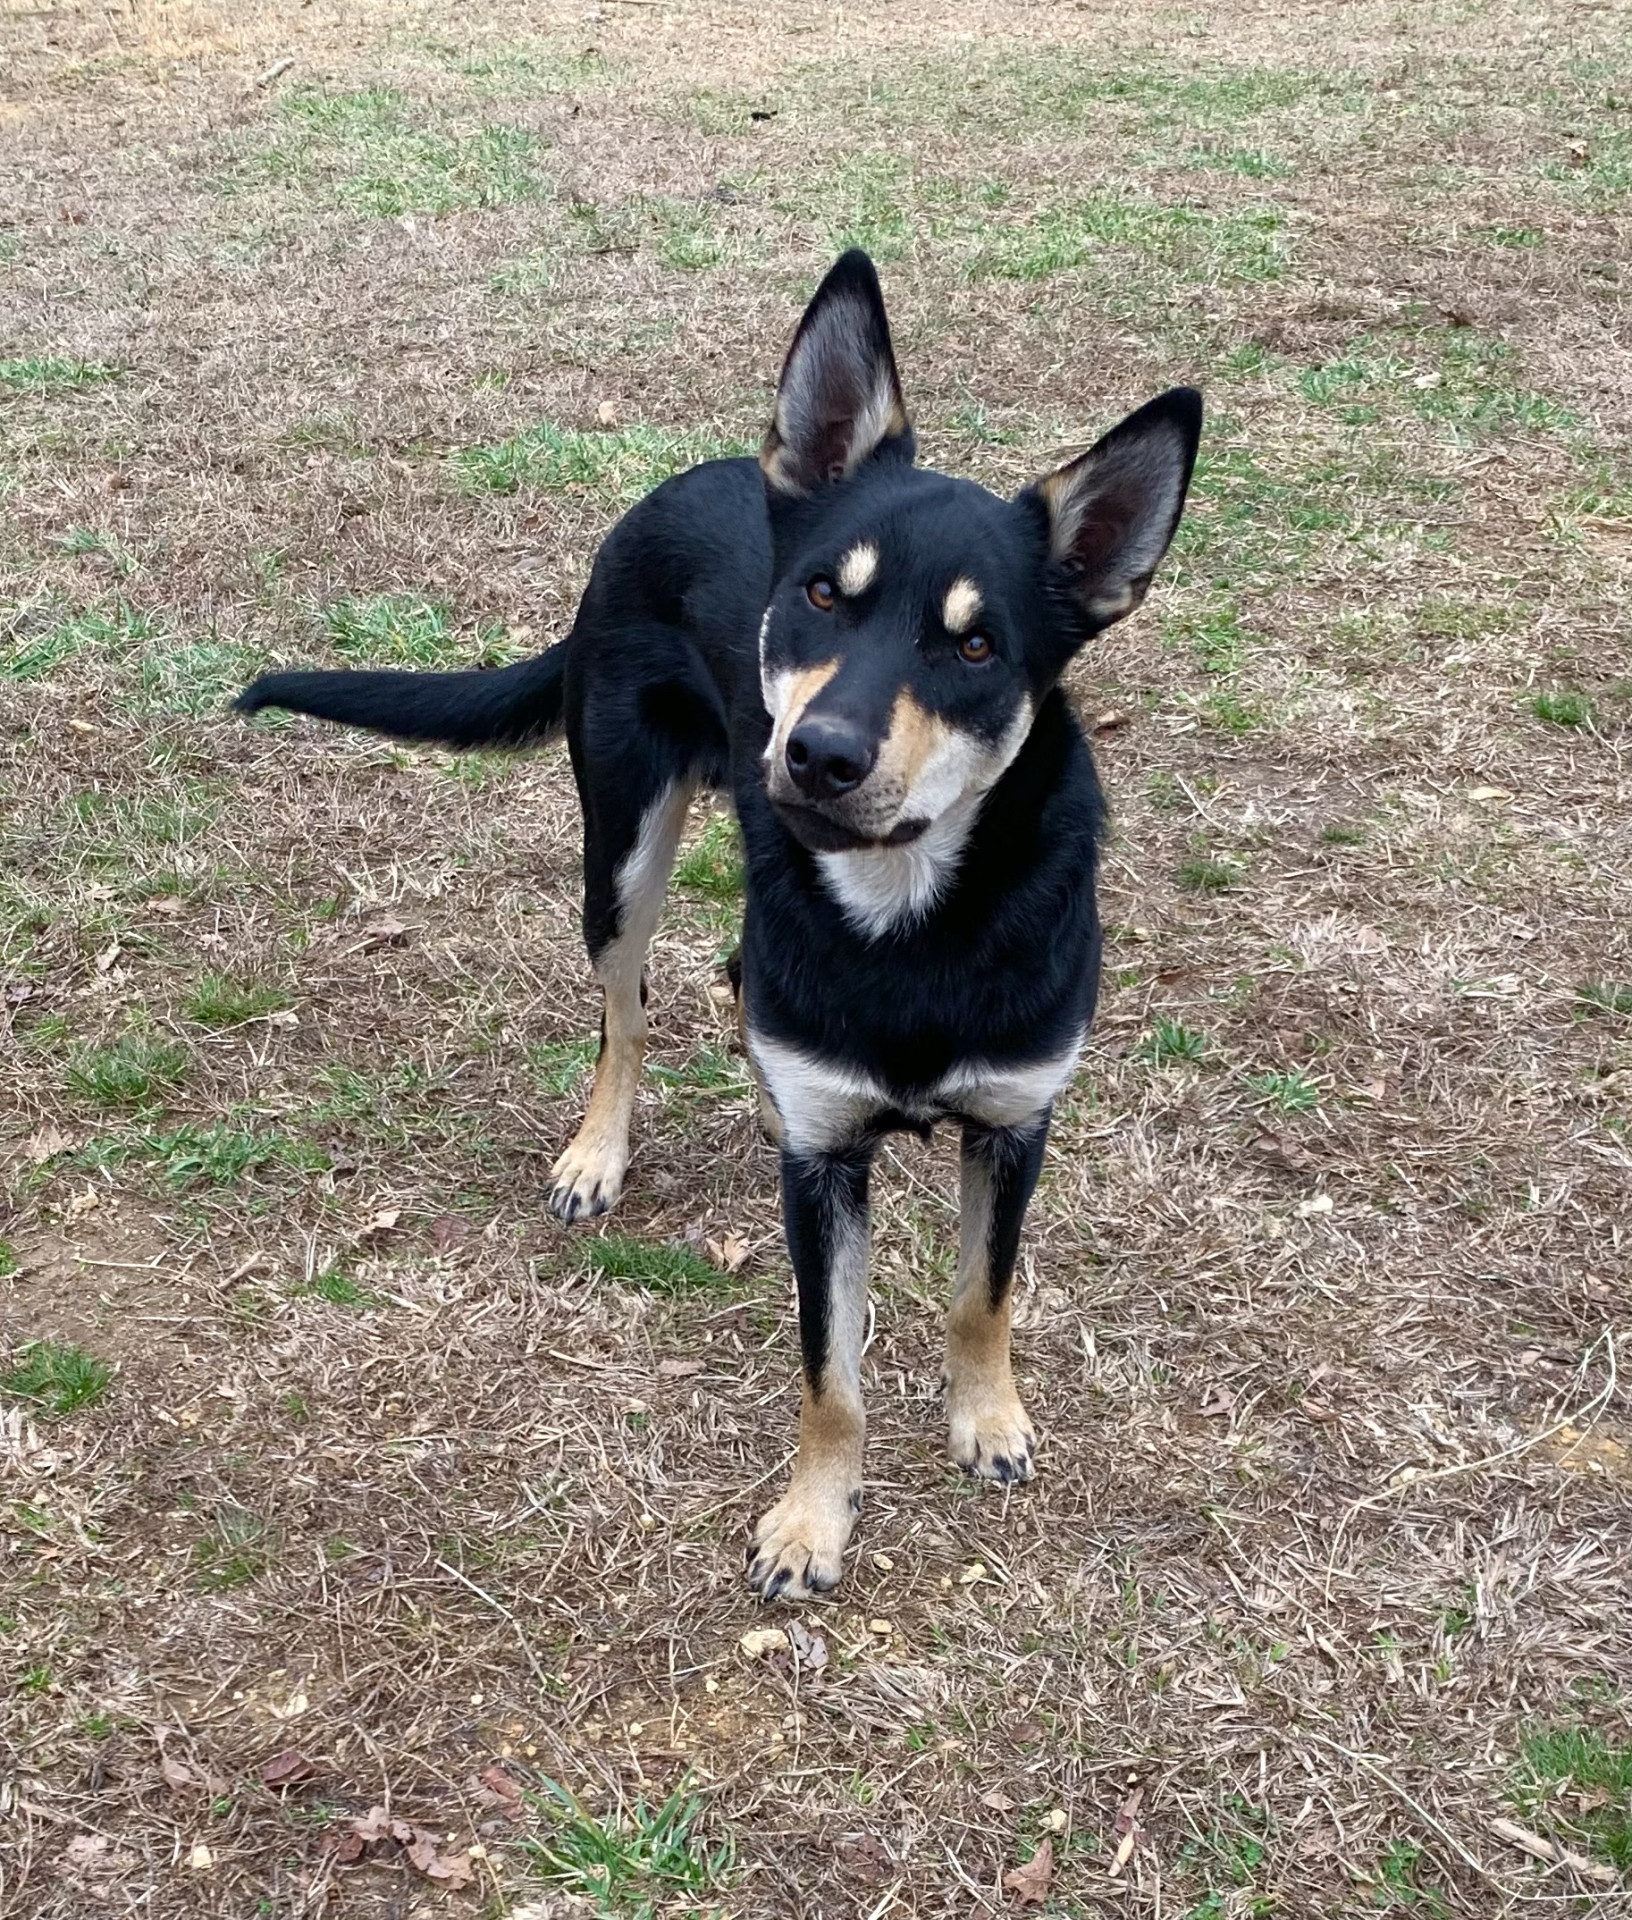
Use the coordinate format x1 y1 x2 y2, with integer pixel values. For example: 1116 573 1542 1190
959 631 994 664
807 575 836 612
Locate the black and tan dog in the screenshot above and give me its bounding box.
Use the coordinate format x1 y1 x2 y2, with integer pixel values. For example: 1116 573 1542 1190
236 252 1201 1601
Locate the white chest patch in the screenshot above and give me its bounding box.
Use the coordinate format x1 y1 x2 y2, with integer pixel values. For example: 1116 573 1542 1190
816 792 981 940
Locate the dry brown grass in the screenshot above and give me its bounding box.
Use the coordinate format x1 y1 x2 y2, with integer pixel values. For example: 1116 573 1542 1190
3 2 1631 1916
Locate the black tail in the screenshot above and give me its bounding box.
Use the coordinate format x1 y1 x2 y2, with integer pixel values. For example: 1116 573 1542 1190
233 646 567 750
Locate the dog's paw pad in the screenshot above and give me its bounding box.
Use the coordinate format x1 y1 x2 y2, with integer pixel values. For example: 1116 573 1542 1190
948 1385 1036 1486
548 1137 626 1224
746 1486 858 1603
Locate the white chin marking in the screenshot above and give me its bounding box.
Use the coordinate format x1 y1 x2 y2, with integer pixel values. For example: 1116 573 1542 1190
817 794 982 939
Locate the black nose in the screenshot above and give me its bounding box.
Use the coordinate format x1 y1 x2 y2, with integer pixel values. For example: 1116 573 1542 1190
785 717 876 800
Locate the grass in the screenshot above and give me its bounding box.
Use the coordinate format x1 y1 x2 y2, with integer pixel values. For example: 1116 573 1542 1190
1575 983 1632 1018
1135 1019 1211 1067
320 595 513 669
243 86 551 217
72 1123 329 1190
193 1508 268 1592
0 1242 16 1280
1177 855 1245 894
184 974 292 1028
1246 1070 1321 1114
1296 330 1577 436
452 422 746 501
0 601 166 683
968 194 1288 284
2 1341 112 1416
582 1234 723 1295
1512 1723 1632 1871
65 1034 190 1110
525 1776 733 1915
0 356 119 394
526 1038 599 1096
1529 687 1592 728
673 816 744 902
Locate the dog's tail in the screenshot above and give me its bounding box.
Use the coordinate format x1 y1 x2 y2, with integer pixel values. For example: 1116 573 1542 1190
233 645 567 750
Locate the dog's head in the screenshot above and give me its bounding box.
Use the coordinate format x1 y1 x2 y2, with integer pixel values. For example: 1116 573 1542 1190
757 250 1202 854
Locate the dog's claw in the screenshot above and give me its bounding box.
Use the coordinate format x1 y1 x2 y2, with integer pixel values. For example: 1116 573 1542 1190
548 1137 626 1224
747 1484 857 1602
947 1379 1036 1486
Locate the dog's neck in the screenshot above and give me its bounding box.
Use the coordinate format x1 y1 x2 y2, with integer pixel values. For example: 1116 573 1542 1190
815 787 986 940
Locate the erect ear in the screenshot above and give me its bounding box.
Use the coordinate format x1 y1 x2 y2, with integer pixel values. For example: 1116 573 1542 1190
760 249 914 497
1020 387 1203 629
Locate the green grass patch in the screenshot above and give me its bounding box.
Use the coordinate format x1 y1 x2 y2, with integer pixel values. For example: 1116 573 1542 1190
184 973 292 1028
72 1122 329 1189
298 1265 377 1309
1177 855 1244 894
1296 330 1578 436
453 422 746 501
319 594 513 669
1135 1018 1211 1067
0 356 119 394
1166 598 1251 676
526 1037 598 1096
583 1233 722 1295
968 195 1288 284
649 1044 749 1100
193 1508 268 1592
448 40 613 96
1245 1069 1321 1113
674 816 744 902
1 601 167 683
1529 687 1592 728
242 86 550 218
3 1340 112 1416
1575 983 1632 1018
490 248 558 294
0 1242 16 1279
1512 1723 1632 1871
65 1034 189 1110
525 1776 733 1913
1372 1838 1447 1914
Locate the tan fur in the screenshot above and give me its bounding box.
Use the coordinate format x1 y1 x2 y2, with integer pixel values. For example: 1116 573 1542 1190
875 687 950 795
944 1151 1036 1478
941 576 983 633
763 658 840 792
750 1380 864 1597
548 980 643 1217
837 541 880 597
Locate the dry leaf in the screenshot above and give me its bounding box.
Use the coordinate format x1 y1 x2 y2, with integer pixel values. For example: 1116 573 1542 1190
356 915 411 952
1250 1131 1315 1174
1110 1783 1145 1875
959 1560 988 1586
25 1123 72 1165
95 939 122 974
835 1833 896 1885
260 1749 315 1789
428 1215 471 1252
187 1842 214 1872
595 399 620 428
331 1831 367 1864
705 1231 750 1273
1003 1836 1053 1905
786 1619 829 1670
359 1208 400 1239
1490 1816 1617 1884
740 1627 788 1659
147 895 186 915
981 1789 1017 1814
405 1830 474 1885
1297 1192 1334 1218
160 1753 198 1792
1010 1719 1045 1747
1092 707 1130 732
1198 1383 1233 1418
657 1358 704 1378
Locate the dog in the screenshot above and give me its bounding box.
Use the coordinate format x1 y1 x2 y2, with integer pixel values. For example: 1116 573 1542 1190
235 251 1202 1601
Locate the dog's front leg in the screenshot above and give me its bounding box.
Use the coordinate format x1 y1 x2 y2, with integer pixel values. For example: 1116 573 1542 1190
946 1113 1049 1483
747 1142 873 1601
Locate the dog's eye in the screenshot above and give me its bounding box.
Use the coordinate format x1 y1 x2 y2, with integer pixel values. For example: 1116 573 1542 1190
959 631 994 664
806 575 837 612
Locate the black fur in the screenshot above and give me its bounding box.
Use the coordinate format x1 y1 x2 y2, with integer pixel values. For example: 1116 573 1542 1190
235 250 1202 1600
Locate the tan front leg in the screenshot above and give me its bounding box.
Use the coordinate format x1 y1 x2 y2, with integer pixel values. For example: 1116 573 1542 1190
748 1144 873 1601
945 1118 1049 1482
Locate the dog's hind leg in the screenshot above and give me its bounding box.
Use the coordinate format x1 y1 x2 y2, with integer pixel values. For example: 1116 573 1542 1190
547 778 692 1223
944 1114 1049 1482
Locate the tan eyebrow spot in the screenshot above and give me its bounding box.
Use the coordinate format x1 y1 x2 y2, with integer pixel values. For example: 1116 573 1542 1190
837 542 879 598
942 577 983 634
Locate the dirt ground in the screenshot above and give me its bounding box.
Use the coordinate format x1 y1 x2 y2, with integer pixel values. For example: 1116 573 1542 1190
2 1 1630 1915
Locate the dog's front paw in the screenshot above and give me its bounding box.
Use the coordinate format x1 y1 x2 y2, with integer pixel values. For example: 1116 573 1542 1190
547 1132 627 1224
746 1481 860 1603
947 1377 1036 1485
